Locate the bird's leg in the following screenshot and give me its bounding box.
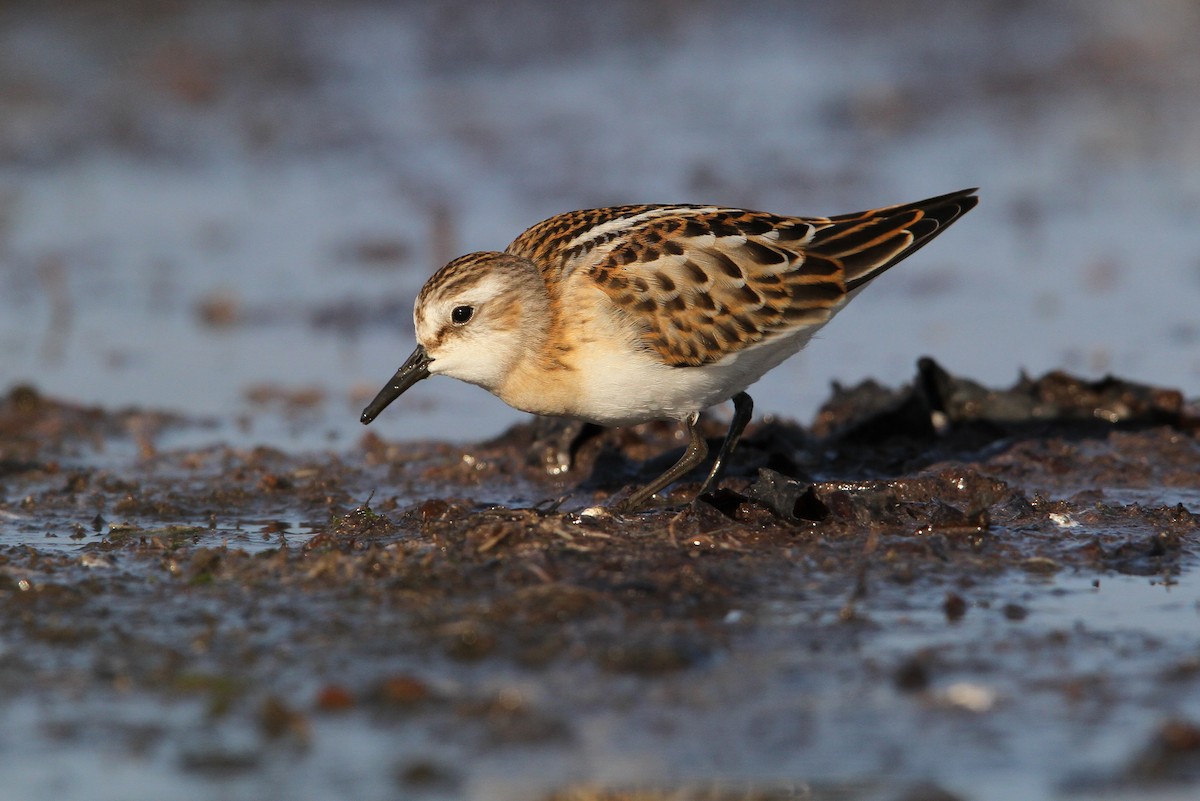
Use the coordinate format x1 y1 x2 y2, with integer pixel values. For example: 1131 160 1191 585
616 412 708 513
532 418 602 475
696 391 753 497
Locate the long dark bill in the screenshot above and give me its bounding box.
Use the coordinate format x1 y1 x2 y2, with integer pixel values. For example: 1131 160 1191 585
360 345 432 425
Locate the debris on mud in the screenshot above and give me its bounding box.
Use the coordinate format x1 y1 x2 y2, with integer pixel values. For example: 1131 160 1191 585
1 359 1198 799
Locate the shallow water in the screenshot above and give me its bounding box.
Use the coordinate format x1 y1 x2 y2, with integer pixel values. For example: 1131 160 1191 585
0 562 1195 801
3 1 1199 450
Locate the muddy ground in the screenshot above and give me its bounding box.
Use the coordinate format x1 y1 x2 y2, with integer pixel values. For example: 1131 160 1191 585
2 360 1200 801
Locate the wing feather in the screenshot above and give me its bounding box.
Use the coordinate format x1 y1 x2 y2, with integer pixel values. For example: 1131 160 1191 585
506 189 978 367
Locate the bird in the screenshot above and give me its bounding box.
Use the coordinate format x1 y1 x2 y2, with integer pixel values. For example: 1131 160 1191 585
361 188 978 512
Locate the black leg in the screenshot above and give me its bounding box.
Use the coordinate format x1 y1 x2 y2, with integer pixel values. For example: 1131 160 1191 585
532 419 602 476
616 412 708 512
696 392 753 497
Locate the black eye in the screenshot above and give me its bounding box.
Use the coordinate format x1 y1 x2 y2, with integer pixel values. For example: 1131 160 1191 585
451 305 474 325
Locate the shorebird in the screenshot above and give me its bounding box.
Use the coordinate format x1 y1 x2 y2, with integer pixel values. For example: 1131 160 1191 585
362 188 978 511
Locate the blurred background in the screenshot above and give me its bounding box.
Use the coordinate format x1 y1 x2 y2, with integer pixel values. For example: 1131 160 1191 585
2 0 1198 447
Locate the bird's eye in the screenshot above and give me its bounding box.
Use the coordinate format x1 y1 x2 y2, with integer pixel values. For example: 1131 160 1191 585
451 305 474 325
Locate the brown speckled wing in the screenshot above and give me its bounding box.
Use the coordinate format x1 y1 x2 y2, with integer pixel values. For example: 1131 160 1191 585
508 190 978 367
506 205 691 272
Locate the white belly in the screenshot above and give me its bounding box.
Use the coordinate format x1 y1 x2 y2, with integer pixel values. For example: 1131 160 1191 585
573 323 826 426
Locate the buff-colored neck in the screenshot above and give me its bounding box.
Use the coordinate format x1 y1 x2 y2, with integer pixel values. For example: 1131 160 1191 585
494 265 590 417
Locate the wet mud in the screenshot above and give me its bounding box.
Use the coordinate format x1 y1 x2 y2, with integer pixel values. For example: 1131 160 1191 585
2 360 1199 800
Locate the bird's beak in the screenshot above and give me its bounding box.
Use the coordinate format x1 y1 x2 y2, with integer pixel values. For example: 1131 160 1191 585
360 345 432 424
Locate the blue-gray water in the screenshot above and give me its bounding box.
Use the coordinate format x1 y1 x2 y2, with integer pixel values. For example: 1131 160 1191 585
3 1 1198 449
